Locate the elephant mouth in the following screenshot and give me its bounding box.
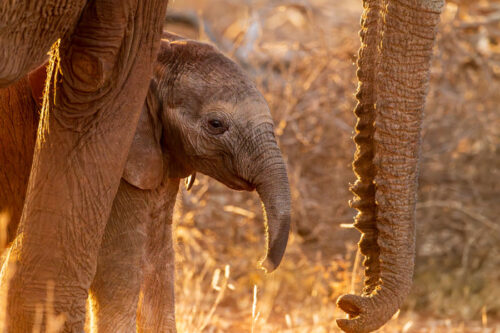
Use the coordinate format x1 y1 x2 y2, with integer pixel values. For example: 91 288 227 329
226 176 255 191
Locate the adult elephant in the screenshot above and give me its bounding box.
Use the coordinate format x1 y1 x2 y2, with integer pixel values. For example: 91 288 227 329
0 1 169 331
335 0 445 332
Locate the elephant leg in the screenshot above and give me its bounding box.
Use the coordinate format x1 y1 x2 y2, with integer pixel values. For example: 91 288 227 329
89 180 148 332
0 1 86 87
138 179 180 333
2 0 169 331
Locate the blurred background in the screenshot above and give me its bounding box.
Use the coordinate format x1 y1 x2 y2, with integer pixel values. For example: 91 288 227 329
164 0 500 331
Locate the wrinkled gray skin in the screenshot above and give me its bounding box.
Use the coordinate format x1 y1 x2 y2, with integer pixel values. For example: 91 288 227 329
1 35 291 332
336 1 445 332
92 35 291 331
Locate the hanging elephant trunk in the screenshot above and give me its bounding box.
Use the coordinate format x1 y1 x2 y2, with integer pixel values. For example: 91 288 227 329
255 162 291 272
336 1 444 332
242 123 291 272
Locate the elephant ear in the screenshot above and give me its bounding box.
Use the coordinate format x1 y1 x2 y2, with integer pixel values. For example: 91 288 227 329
28 62 48 107
123 81 164 190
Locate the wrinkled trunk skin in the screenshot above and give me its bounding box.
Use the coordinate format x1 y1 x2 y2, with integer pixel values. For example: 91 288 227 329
336 1 444 332
349 0 383 296
2 0 169 331
243 124 291 272
0 1 86 86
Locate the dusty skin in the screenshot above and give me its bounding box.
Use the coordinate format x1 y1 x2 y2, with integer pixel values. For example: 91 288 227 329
0 34 291 332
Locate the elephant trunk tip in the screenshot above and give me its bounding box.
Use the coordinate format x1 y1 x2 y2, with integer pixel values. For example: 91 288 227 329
257 204 290 273
335 293 400 333
259 229 289 273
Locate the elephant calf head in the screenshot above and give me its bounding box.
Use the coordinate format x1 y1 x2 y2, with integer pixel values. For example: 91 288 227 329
123 34 291 271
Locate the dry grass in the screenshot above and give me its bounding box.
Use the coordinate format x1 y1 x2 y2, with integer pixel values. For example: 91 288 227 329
166 0 500 331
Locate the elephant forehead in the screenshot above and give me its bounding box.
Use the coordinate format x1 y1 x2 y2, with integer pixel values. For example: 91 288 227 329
203 97 271 119
179 75 258 102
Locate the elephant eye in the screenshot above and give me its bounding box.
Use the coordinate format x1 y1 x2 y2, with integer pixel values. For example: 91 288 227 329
207 119 228 134
209 119 223 128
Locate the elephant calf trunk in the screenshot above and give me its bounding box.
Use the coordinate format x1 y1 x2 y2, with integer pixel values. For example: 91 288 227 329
254 155 291 272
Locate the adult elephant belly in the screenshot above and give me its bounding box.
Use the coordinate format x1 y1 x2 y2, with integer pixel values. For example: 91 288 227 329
0 0 169 332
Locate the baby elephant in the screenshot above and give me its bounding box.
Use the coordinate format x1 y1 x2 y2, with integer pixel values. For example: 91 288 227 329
93 34 292 332
0 33 291 332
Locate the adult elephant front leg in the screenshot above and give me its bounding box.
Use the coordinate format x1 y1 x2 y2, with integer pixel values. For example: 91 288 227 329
3 0 169 331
